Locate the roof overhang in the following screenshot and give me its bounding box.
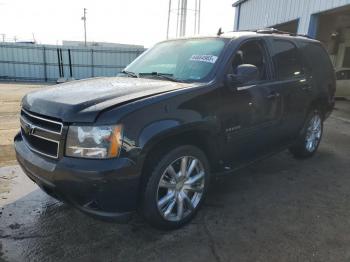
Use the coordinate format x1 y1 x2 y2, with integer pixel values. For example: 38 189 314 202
232 0 248 7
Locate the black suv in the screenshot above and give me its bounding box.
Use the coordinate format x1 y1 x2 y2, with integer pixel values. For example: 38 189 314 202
15 31 335 229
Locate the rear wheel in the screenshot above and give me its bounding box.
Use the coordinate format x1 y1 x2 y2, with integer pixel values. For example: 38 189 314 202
141 145 210 230
289 109 323 159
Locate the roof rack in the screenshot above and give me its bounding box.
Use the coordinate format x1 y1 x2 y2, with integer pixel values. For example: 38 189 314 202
255 28 311 38
218 28 312 39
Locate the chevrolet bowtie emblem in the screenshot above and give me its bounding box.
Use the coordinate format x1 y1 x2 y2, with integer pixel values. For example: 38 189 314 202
23 122 35 135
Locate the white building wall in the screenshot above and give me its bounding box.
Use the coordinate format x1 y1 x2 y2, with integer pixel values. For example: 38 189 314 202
236 0 350 34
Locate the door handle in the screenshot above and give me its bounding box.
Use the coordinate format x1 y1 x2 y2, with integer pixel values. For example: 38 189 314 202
266 91 280 99
301 85 312 91
300 79 312 91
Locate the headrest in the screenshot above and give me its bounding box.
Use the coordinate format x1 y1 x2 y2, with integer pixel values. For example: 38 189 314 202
242 45 263 66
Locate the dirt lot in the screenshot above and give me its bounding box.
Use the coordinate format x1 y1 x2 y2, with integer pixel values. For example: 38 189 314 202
0 82 49 167
0 83 350 262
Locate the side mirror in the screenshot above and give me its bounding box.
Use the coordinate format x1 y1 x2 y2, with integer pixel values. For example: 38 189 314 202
226 64 259 87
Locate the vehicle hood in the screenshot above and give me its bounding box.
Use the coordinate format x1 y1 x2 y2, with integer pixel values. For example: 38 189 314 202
22 77 194 122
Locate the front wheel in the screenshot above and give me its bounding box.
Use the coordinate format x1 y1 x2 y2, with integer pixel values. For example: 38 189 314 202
289 109 323 159
141 145 210 230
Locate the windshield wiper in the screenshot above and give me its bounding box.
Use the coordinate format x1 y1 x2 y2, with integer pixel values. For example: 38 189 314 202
121 70 139 78
138 72 181 82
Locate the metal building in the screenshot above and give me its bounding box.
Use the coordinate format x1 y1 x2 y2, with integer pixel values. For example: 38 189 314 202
233 0 350 69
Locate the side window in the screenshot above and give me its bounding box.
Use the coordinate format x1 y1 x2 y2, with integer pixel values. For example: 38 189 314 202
231 40 269 81
273 40 303 80
299 42 334 78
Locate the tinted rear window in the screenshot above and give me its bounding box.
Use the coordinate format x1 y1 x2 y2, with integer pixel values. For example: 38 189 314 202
299 41 334 74
272 40 303 80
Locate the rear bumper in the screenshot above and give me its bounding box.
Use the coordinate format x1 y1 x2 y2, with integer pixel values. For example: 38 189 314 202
324 97 335 120
14 133 141 222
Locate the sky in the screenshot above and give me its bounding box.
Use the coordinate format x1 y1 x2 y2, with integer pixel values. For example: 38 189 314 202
0 0 235 47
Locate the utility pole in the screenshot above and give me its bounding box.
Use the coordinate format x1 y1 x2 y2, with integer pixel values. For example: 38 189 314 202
197 0 201 34
194 0 197 34
178 0 187 37
176 0 181 37
1 34 5 42
170 0 201 38
194 0 201 34
166 0 172 39
182 0 188 37
81 8 87 46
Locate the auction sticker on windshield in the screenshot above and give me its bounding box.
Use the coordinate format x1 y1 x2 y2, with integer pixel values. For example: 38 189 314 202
190 55 218 64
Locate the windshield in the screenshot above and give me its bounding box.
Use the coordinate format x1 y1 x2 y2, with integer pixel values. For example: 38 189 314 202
124 38 226 82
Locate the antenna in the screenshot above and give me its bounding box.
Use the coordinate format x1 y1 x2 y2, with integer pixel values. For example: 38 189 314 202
217 28 223 36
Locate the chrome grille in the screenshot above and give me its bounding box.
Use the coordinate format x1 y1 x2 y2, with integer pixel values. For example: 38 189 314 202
20 109 63 159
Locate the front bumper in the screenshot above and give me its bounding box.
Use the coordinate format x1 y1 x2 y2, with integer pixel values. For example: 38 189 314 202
14 133 141 222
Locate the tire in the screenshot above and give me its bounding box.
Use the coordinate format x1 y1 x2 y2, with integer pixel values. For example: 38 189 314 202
141 145 210 230
289 109 323 159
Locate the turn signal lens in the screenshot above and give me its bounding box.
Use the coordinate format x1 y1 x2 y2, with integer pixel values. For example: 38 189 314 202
108 126 123 157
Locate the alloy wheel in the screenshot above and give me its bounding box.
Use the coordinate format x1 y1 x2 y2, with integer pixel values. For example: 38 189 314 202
156 156 205 222
305 113 322 152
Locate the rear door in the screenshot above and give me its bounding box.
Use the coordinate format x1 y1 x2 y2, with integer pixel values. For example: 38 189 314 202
265 38 311 144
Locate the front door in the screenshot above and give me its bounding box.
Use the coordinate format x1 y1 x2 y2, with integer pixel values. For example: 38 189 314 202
219 39 283 168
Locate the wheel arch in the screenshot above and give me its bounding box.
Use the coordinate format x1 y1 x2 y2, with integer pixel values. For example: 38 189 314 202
308 95 330 119
137 122 221 190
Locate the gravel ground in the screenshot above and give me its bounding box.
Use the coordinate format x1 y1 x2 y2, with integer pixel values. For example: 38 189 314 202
0 89 349 261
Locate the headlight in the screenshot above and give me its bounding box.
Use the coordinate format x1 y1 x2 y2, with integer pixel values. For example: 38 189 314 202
66 125 123 159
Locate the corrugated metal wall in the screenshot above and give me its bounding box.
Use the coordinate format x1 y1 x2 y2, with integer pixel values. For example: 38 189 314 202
0 43 145 82
236 0 350 34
